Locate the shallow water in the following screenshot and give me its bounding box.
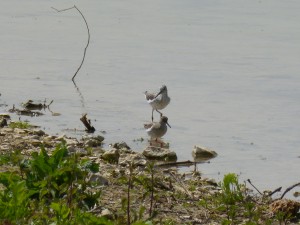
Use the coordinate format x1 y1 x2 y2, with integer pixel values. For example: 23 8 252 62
1 0 300 196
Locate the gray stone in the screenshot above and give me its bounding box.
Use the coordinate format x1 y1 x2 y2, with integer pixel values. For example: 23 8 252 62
0 128 13 133
143 146 177 161
101 149 120 163
111 141 130 150
84 135 104 147
0 114 10 119
88 173 109 186
14 128 27 134
192 145 217 162
100 208 113 219
31 129 45 136
65 138 79 146
119 152 147 167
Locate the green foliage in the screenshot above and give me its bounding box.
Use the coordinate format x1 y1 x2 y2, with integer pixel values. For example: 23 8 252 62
216 173 245 223
0 142 110 224
0 179 36 224
9 121 31 129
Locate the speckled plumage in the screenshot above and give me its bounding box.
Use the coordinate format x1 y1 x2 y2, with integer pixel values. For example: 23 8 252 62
145 85 170 121
144 116 171 140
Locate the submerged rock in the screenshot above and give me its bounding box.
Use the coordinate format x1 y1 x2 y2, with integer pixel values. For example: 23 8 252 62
192 145 217 162
143 146 177 161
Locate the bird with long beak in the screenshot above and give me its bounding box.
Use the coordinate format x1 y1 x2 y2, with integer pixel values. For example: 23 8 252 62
144 85 170 121
144 116 171 146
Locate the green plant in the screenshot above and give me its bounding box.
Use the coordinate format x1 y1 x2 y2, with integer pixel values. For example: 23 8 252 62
0 177 36 224
0 142 108 224
9 121 31 129
216 173 244 224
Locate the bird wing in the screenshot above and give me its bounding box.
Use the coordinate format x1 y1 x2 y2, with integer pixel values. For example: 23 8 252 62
144 122 160 130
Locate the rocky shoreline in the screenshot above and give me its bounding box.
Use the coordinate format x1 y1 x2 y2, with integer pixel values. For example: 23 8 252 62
0 116 299 224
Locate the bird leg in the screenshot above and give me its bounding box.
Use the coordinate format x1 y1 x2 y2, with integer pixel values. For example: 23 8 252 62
151 108 154 122
156 109 163 118
155 138 164 148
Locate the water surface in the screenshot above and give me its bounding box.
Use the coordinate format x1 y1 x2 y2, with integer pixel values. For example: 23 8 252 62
1 0 300 196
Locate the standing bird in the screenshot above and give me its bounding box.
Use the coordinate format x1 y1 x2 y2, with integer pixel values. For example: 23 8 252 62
144 116 171 146
144 85 170 121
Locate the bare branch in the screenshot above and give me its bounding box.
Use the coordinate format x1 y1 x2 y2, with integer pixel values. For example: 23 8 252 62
269 186 282 197
52 5 90 81
80 113 95 133
247 179 263 195
279 182 300 200
51 6 75 12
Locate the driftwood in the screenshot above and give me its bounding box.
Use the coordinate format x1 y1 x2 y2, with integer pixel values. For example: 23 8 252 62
156 160 196 168
248 179 300 200
23 99 53 110
278 182 300 200
269 187 282 197
9 105 44 117
52 5 90 81
247 179 263 195
80 114 95 133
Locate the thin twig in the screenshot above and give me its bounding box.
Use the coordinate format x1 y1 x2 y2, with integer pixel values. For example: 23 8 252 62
73 80 86 108
247 179 263 195
52 5 90 81
279 182 300 200
269 186 282 197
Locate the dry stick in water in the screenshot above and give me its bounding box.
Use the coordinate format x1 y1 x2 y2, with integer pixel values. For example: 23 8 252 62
80 114 95 133
52 5 90 81
269 186 282 197
247 179 263 195
279 182 300 200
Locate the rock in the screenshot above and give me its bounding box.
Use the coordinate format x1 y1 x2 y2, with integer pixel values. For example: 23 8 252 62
0 118 8 127
143 146 177 161
83 135 104 147
0 114 10 119
14 128 27 134
119 152 147 167
67 146 88 156
92 147 106 156
67 146 76 154
30 129 45 136
100 208 113 219
64 138 79 146
110 141 130 150
192 145 217 162
88 173 109 186
101 149 120 163
0 128 13 133
30 140 42 147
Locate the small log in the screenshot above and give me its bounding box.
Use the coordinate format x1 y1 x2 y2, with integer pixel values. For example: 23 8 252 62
80 114 95 133
156 160 195 168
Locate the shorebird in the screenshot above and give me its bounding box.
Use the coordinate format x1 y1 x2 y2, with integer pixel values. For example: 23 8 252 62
144 85 170 121
144 116 171 146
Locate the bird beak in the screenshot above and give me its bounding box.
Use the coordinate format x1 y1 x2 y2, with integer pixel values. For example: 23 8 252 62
166 122 171 128
154 89 163 98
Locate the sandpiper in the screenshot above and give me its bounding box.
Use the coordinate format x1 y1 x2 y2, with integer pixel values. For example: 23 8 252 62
144 85 170 121
144 116 171 146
